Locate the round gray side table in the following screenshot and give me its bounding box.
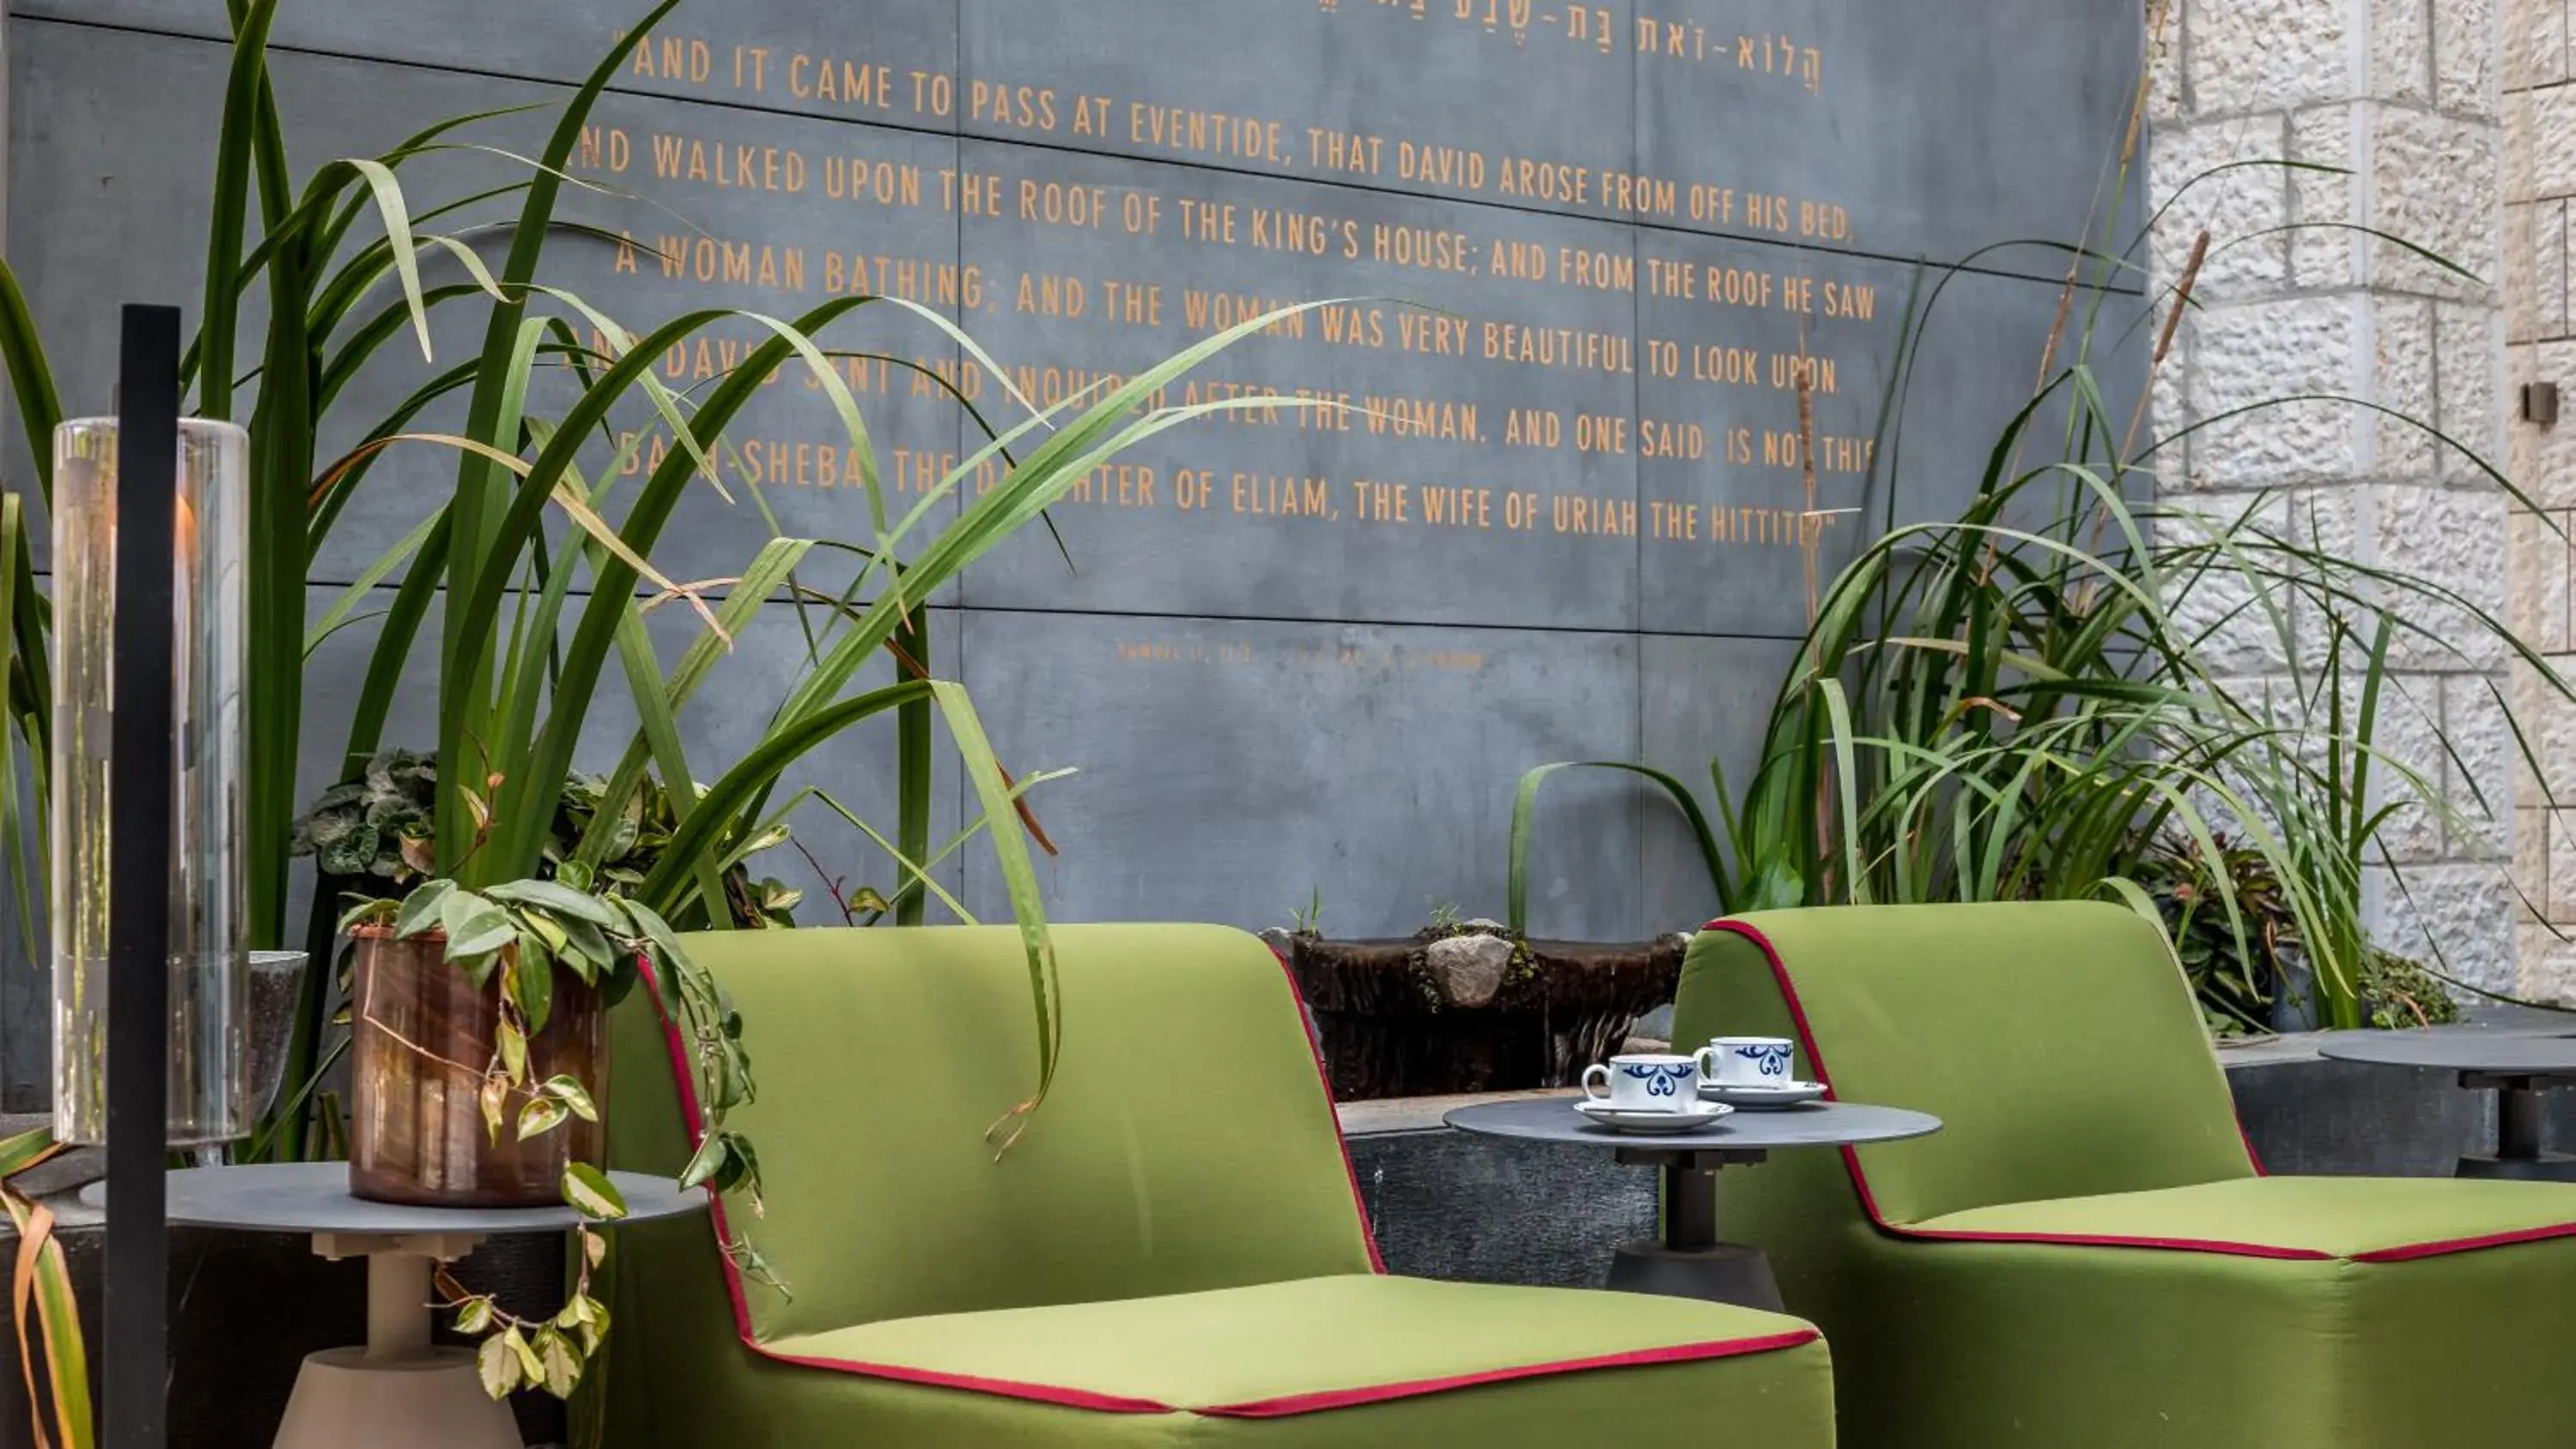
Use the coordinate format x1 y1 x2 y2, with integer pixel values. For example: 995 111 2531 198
1444 1096 1940 1311
84 1162 701 1449
2316 1028 2576 1181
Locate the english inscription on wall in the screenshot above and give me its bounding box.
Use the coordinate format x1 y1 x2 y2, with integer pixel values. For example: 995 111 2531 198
5 1 2144 998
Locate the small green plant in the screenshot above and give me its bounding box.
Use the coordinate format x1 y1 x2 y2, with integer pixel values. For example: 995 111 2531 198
290 749 437 883
1426 900 1465 933
293 749 805 929
1290 886 1325 937
2140 832 2460 1034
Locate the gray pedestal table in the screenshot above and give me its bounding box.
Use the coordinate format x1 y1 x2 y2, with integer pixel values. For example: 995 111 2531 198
1444 1097 1940 1311
2316 1028 2576 1181
83 1162 701 1449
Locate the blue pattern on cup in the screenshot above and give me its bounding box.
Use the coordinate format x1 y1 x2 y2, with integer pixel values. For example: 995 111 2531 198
1618 1062 1696 1097
1735 1042 1794 1079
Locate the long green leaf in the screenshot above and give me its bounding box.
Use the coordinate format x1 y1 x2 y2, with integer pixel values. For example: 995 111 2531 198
195 0 278 421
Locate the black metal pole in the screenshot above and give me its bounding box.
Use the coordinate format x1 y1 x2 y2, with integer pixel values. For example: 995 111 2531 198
103 305 180 1449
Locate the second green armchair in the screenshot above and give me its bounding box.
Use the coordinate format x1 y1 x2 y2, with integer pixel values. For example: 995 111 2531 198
1679 901 2576 1448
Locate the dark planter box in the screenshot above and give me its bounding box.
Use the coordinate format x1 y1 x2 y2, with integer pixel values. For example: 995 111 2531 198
1272 929 1682 1099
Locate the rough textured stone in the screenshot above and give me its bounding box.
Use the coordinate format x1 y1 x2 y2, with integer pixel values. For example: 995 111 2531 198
2527 339 2576 503
2527 83 2576 197
1422 932 1516 1009
2444 670 2518 858
2547 806 2576 920
2148 117 2290 293
2440 302 2512 477
2372 109 2505 299
2287 106 2359 288
2188 0 2352 113
2188 295 2359 482
2373 483 2512 672
2373 0 2434 106
2507 508 2572 652
2367 861 2517 991
2148 0 2186 124
2437 0 2504 118
2507 0 2570 90
2375 298 2440 476
2362 671 2452 865
2161 492 2295 673
2520 916 2576 998
2517 806 2553 916
2531 678 2576 801
2508 200 2543 342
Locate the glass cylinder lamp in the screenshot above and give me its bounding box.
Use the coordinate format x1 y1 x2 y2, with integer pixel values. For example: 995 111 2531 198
50 416 251 1147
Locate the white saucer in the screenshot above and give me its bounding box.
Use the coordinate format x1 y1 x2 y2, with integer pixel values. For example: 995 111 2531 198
1573 1100 1735 1134
1699 1080 1828 1109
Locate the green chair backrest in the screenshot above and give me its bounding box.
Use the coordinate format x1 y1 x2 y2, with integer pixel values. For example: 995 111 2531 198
1675 902 2254 1226
607 924 1376 1340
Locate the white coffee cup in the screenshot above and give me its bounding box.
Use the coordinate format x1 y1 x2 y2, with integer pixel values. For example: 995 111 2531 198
1706 1036 1798 1088
1581 1053 1705 1112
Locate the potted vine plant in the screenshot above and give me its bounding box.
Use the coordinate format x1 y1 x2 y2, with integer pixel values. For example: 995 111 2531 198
301 751 770 1399
335 870 754 1212
295 749 790 1206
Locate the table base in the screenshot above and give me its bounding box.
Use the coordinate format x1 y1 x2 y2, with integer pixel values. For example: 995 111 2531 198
273 1347 518 1449
2458 1150 2576 1182
1606 1238 1785 1313
270 1230 508 1448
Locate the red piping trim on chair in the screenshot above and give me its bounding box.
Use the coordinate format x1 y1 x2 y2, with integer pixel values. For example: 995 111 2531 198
1267 940 1389 1273
1884 1227 2330 1260
1700 919 2576 1265
1193 1330 1825 1418
2351 1222 2576 1262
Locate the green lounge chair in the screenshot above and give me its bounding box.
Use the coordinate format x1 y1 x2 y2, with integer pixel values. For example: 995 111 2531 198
605 923 1835 1446
1678 901 2576 1447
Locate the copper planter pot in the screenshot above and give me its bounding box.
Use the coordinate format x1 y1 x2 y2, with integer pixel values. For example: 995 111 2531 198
348 928 604 1207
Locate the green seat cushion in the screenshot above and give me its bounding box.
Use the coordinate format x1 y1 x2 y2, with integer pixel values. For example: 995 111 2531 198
766 1274 1820 1417
1905 1175 2576 1260
605 1212 1840 1446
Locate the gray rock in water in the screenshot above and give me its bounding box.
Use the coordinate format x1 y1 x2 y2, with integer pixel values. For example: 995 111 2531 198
1462 917 1507 935
1422 933 1516 1008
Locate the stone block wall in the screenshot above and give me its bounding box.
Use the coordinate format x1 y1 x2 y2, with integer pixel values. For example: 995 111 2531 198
2507 0 2576 999
2154 0 2520 995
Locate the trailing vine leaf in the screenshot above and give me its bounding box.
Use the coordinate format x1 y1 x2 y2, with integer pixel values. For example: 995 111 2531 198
516 1097 568 1141
562 1163 628 1221
392 878 453 937
476 1334 519 1399
544 1076 598 1122
434 888 513 956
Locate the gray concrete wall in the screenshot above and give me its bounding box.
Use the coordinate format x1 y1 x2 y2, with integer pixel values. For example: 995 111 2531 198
1 1 2142 1097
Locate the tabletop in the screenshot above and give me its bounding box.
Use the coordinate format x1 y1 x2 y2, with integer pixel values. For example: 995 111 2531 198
78 1162 703 1236
2315 1028 2576 1076
1443 1095 1941 1152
